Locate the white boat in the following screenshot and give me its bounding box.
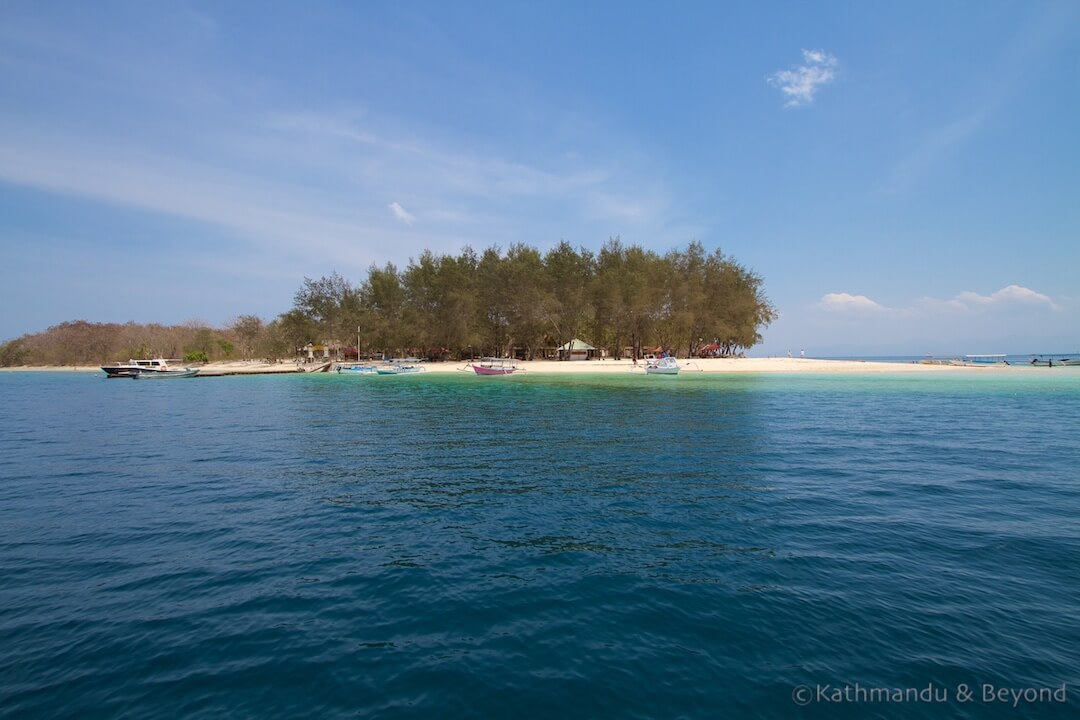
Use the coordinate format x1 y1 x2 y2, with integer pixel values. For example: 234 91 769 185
950 354 1009 367
102 358 199 378
645 356 680 375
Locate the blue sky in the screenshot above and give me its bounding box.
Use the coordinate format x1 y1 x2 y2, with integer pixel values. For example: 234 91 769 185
1 1 1077 355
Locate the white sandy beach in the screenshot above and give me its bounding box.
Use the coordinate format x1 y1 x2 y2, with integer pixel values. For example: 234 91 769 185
423 357 1000 375
3 357 1024 375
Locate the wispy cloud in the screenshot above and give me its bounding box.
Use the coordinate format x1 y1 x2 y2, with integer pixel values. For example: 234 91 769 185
388 201 415 226
768 49 838 107
0 105 673 269
0 130 371 253
884 109 989 193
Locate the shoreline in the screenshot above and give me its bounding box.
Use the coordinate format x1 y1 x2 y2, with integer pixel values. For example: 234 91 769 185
0 357 1057 376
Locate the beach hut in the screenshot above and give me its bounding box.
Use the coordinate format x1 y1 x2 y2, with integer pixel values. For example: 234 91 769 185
558 338 596 361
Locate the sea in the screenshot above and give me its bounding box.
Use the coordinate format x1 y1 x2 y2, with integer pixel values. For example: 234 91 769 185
2 369 1079 719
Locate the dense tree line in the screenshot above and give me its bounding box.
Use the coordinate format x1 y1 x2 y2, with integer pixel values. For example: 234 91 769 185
0 240 776 366
284 239 776 360
0 319 264 366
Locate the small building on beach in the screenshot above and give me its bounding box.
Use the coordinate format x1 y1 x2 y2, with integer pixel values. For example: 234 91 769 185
558 338 596 361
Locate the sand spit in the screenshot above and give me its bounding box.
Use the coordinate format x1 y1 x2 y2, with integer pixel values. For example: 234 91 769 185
2 357 1044 376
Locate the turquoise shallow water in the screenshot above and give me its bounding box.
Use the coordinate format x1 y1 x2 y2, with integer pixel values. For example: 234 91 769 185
1 370 1079 718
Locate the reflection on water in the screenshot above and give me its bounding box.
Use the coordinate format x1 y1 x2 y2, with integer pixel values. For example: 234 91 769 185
287 374 775 588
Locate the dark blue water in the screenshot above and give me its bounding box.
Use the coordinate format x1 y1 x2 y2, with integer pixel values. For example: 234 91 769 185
2 371 1079 718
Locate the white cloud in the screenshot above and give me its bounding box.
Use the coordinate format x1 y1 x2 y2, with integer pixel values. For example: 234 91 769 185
820 285 1059 317
769 284 1073 356
952 284 1059 311
388 201 415 226
767 49 838 107
818 292 886 313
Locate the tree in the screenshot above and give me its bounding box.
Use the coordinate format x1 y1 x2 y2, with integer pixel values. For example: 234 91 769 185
0 338 28 366
475 247 511 356
231 315 265 360
272 309 317 359
362 263 405 357
503 243 547 358
293 272 356 349
542 241 594 355
401 248 479 358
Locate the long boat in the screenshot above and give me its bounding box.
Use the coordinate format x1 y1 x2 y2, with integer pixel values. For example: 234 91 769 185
375 359 427 375
336 363 378 374
375 365 426 375
951 354 1009 367
1029 356 1075 367
132 366 199 379
470 358 519 375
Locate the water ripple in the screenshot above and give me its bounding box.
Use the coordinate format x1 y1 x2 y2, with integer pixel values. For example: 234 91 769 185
1 371 1078 717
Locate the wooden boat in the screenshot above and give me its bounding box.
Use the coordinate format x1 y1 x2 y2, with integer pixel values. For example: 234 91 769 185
375 359 427 375
375 365 426 375
132 366 199 379
103 358 198 378
645 356 680 375
1029 357 1071 367
336 363 378 374
470 358 519 375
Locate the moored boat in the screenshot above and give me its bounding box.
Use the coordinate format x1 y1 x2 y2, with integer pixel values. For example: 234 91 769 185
102 358 198 378
336 363 378 374
375 365 426 375
951 354 1009 367
645 356 680 375
1029 356 1072 367
132 366 199 378
470 358 519 375
375 359 427 375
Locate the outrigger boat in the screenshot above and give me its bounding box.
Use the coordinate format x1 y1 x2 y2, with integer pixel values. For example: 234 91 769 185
469 358 519 375
1029 356 1074 367
102 358 199 379
336 363 378 374
375 358 427 375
